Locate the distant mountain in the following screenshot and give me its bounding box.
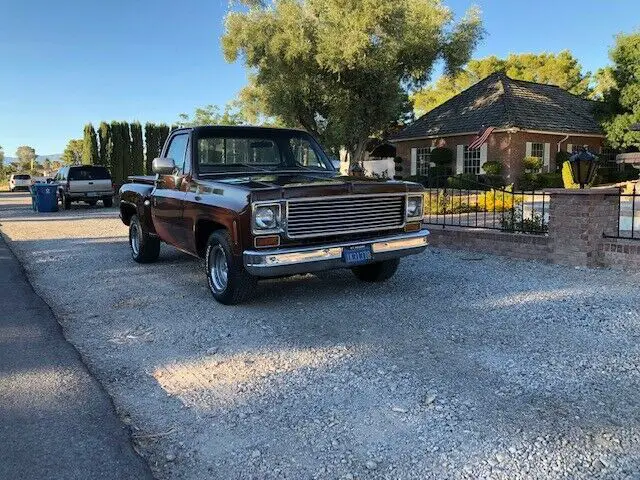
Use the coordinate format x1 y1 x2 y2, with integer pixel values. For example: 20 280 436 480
3 154 62 165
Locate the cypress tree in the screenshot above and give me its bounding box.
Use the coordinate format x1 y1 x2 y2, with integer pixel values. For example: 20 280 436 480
121 122 132 180
109 121 123 185
144 123 157 174
130 122 144 175
158 124 170 155
98 122 111 167
82 124 99 165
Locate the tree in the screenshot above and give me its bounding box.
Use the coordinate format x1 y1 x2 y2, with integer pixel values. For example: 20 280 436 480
599 31 640 150
16 146 37 172
82 123 99 165
42 158 52 172
158 124 170 156
61 140 83 165
98 122 111 167
0 145 4 166
222 0 483 166
144 122 158 174
177 104 246 127
109 122 124 184
121 122 132 179
412 51 592 115
130 122 144 175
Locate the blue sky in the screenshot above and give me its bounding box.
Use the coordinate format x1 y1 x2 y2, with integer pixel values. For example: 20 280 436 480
1 0 638 156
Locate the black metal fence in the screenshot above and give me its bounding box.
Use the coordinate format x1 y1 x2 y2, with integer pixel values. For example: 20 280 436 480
423 179 550 235
605 185 640 241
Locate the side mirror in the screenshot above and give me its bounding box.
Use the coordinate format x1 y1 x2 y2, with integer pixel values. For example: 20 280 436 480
152 157 176 175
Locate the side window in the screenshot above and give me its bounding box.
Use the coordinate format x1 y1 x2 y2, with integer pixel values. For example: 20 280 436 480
166 134 189 175
290 138 323 168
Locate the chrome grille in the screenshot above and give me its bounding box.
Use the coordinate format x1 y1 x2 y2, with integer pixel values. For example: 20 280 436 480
286 194 406 239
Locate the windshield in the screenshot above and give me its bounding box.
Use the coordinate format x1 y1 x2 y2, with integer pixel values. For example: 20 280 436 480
14 174 31 180
196 130 333 174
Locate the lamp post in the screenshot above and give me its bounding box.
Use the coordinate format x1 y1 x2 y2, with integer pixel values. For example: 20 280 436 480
568 147 599 189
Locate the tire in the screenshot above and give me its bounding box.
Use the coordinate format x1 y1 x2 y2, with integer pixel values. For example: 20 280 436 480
87 200 97 206
205 230 257 305
129 214 160 263
351 258 400 282
63 194 71 210
103 197 113 208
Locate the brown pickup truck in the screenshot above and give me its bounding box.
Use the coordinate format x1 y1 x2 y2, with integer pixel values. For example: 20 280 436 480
119 126 429 304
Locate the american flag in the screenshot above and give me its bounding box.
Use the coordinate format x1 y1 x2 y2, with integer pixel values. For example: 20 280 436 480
468 126 495 150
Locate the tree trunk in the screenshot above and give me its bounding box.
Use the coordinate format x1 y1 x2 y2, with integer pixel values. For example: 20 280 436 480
348 138 369 176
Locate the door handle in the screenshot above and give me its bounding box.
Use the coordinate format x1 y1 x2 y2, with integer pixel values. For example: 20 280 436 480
194 195 202 201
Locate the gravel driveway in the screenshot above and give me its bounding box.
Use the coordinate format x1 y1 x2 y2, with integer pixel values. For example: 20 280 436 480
2 192 640 479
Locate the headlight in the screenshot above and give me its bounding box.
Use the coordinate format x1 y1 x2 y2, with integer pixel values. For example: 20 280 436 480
253 204 281 231
406 195 423 219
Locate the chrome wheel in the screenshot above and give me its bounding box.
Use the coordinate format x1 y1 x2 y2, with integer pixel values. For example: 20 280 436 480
130 223 140 256
209 245 228 292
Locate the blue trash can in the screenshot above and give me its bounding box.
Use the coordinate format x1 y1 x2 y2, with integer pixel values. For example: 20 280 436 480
34 183 59 213
29 185 38 211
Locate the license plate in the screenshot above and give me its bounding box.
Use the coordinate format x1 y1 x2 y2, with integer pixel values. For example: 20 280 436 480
342 245 372 265
87 192 97 197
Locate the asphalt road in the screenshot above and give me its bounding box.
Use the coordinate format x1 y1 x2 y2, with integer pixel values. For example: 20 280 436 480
0 209 152 479
1 191 640 480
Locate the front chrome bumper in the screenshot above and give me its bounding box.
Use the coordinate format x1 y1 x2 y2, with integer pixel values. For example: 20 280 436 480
243 230 429 277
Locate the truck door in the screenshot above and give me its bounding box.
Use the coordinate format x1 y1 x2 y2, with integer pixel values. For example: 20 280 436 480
152 132 189 248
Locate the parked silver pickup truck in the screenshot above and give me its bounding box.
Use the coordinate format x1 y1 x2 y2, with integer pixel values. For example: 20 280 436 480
54 165 114 209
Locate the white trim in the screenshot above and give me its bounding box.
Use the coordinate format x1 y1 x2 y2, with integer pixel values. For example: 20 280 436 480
480 143 487 167
389 128 605 143
456 145 464 174
544 143 551 170
518 129 606 138
410 148 417 176
525 142 532 157
389 130 503 143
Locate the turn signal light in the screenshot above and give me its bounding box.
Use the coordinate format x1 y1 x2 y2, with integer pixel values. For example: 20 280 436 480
254 235 281 248
404 222 422 233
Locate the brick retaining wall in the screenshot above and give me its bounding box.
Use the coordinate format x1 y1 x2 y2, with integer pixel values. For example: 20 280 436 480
427 227 552 262
599 238 640 269
425 188 640 270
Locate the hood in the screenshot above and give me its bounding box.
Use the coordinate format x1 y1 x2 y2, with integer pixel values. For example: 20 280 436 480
199 172 422 201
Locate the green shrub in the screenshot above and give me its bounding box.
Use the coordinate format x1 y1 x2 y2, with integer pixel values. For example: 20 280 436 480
542 173 563 188
555 150 571 171
482 160 503 175
595 165 639 185
447 173 480 190
523 156 543 172
479 174 506 188
501 209 548 234
430 147 453 166
517 172 563 190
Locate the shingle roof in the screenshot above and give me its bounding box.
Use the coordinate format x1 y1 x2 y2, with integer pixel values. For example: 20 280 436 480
390 72 603 141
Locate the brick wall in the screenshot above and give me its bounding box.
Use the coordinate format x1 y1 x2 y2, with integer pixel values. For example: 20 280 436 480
393 132 604 181
599 238 640 269
425 188 640 271
427 227 552 262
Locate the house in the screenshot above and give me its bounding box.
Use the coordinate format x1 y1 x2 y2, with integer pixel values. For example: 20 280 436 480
389 72 606 182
